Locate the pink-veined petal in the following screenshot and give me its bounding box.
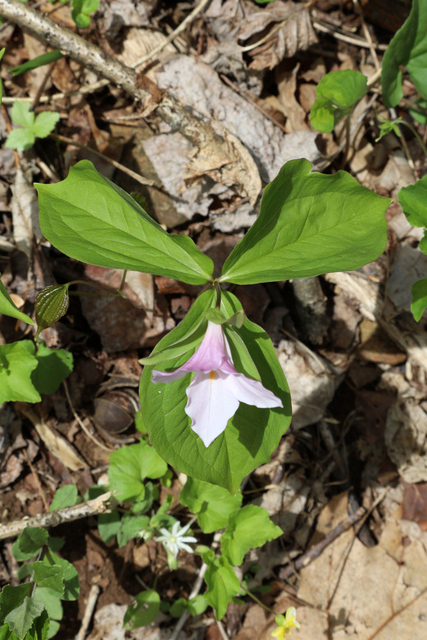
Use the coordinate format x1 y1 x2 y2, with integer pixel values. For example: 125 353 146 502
185 371 239 447
183 322 228 373
222 370 283 409
151 367 188 384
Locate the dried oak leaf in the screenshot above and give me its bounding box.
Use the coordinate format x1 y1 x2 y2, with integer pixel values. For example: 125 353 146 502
238 0 317 70
402 481 427 531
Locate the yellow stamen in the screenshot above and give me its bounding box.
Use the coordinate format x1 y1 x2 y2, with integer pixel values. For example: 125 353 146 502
209 371 216 383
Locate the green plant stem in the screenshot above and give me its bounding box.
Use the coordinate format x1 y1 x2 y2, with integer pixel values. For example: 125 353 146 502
66 279 125 298
240 584 275 615
399 120 427 157
214 281 222 309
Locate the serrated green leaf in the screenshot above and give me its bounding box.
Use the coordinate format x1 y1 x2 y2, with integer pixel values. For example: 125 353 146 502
5 129 35 152
179 478 242 533
35 285 70 336
10 102 34 128
14 528 48 561
35 160 214 285
32 563 64 595
43 551 79 601
411 276 427 321
221 505 282 566
0 278 33 324
108 440 167 502
220 159 390 285
124 591 160 629
140 290 291 494
49 485 80 511
5 597 44 639
32 112 60 138
0 585 32 624
9 51 64 77
309 70 367 133
203 555 240 619
0 342 40 404
26 610 49 640
32 344 73 395
382 0 427 107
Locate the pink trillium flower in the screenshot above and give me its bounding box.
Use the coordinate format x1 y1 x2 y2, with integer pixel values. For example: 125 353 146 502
151 321 283 447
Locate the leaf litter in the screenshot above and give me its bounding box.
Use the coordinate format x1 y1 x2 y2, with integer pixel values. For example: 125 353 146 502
1 0 427 638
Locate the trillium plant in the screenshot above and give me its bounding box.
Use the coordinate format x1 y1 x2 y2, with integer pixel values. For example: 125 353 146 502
29 157 391 492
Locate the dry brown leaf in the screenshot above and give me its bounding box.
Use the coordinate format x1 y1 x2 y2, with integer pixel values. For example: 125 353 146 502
386 400 427 483
22 34 51 96
238 1 317 70
275 63 309 132
17 404 88 471
298 498 427 640
402 482 427 531
11 168 42 259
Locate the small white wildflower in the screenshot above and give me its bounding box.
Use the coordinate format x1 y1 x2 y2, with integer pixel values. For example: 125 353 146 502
156 520 197 559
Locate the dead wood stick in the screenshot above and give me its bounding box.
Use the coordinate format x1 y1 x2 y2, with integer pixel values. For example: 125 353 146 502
0 491 112 541
278 506 365 580
0 0 226 153
75 583 101 640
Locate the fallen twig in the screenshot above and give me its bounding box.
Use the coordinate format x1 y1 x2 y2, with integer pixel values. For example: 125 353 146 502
0 491 112 540
76 583 101 640
278 506 365 580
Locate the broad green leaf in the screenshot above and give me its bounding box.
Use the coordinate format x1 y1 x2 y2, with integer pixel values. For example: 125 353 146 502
187 595 208 616
310 70 367 133
221 505 282 566
5 598 44 639
43 551 79 601
202 554 240 620
382 0 427 107
98 511 121 543
35 285 70 337
9 51 64 77
0 278 33 324
5 129 35 152
124 591 160 629
35 161 214 285
140 290 291 494
32 589 62 624
220 159 390 285
32 344 74 395
0 624 17 640
0 585 31 624
169 599 186 618
71 0 99 27
179 478 242 533
26 610 49 640
32 563 64 595
32 112 60 139
13 528 48 561
0 343 40 405
138 315 207 366
49 485 80 511
398 175 427 250
129 481 157 514
108 440 167 502
10 102 34 128
117 515 150 548
409 99 427 125
411 276 427 322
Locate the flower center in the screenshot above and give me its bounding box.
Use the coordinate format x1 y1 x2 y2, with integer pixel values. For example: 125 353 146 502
209 371 216 383
169 536 176 544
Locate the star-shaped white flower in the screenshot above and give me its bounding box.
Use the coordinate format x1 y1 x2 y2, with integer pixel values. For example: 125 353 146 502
152 320 283 447
156 520 197 559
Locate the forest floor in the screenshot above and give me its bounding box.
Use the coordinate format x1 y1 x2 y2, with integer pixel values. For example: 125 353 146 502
1 0 427 639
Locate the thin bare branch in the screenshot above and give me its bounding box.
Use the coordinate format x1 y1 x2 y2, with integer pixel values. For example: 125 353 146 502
0 491 112 541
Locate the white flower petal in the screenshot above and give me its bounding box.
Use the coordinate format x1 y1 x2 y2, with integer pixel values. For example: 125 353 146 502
177 542 195 554
185 371 239 447
223 371 283 409
178 536 198 544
